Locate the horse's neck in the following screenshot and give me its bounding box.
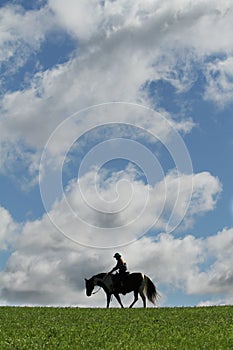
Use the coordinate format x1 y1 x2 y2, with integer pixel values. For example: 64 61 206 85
94 273 113 292
94 273 107 285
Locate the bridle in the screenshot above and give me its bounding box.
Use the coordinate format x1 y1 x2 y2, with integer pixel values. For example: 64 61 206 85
91 273 109 295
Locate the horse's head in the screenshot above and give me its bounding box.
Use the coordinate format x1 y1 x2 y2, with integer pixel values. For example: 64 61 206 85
85 277 95 296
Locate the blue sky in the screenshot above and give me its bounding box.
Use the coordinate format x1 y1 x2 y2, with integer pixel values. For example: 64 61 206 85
0 0 233 307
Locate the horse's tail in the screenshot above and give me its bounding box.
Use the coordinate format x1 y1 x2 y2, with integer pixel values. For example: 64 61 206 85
144 275 158 305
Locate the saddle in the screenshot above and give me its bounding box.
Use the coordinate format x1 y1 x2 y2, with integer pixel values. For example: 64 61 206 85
113 272 130 294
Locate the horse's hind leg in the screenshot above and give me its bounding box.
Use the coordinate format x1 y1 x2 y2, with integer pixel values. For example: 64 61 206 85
129 290 138 308
140 290 146 308
106 293 111 308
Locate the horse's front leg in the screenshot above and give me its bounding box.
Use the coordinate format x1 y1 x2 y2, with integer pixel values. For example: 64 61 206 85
106 292 111 308
114 293 124 308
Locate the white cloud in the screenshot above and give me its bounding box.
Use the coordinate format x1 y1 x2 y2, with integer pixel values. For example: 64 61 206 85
0 207 18 250
48 0 104 41
2 0 233 181
129 228 233 307
3 223 232 306
0 0 232 307
0 169 223 305
48 0 233 53
40 163 221 247
204 57 233 106
188 172 221 216
0 4 54 70
187 228 233 296
198 295 233 307
126 234 204 289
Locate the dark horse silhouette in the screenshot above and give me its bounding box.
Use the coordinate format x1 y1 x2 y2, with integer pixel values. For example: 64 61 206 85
85 272 158 308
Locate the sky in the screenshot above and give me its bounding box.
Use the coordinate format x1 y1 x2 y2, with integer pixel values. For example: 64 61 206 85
0 0 233 308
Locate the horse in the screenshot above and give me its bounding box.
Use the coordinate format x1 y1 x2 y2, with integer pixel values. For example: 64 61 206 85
85 272 158 308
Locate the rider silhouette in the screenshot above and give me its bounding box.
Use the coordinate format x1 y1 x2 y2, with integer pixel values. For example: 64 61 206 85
108 253 128 291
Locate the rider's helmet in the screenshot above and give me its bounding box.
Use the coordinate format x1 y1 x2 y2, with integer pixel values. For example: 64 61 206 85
113 252 121 258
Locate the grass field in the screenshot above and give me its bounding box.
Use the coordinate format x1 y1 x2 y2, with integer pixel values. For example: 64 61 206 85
0 306 232 349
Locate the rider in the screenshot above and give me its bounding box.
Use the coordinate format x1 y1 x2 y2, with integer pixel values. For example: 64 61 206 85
108 253 128 291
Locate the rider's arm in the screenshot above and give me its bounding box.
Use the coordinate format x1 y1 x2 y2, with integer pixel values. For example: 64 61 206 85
109 262 119 274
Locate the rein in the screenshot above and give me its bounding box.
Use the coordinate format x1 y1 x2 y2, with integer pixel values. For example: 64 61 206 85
92 287 101 295
92 273 109 295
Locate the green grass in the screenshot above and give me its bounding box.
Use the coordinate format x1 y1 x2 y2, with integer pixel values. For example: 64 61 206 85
0 306 232 349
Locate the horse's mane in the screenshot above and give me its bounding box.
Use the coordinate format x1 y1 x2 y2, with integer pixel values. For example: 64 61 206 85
94 272 107 279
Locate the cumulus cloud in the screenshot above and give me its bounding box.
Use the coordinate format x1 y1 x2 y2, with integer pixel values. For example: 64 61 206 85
0 207 18 250
127 227 233 307
204 57 233 106
48 0 104 41
0 0 232 307
187 228 233 296
48 0 233 52
0 169 223 306
1 0 233 182
40 155 221 247
0 4 54 72
2 224 233 307
198 295 233 307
